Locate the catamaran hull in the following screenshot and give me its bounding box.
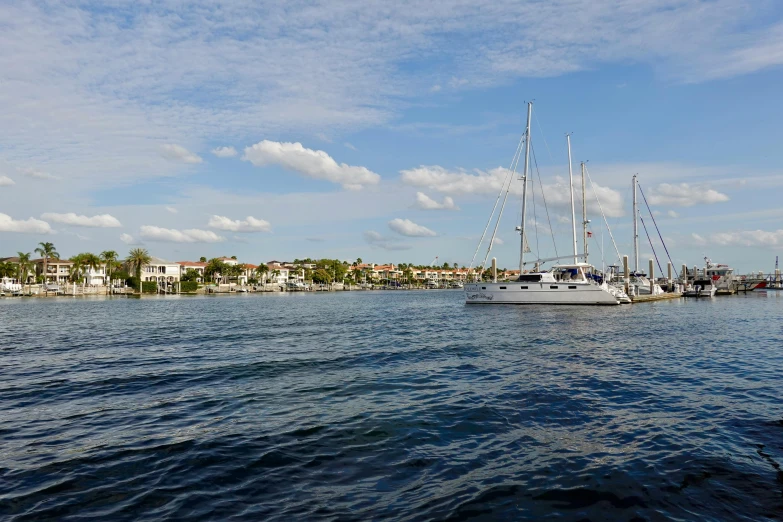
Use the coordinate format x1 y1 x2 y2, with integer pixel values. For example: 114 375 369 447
464 283 620 305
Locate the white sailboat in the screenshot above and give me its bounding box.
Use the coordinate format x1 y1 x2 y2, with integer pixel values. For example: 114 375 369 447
465 102 620 305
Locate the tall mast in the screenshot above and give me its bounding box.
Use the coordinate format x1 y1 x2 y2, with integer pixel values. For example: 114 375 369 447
518 101 533 272
632 174 639 272
581 161 588 264
566 134 578 264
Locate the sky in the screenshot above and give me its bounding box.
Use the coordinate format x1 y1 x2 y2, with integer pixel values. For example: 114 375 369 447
1 0 783 273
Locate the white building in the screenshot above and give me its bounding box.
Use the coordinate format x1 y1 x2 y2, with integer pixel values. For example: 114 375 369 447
140 257 181 284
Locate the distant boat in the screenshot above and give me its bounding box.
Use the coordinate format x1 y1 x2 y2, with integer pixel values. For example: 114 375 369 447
464 102 620 305
703 257 735 294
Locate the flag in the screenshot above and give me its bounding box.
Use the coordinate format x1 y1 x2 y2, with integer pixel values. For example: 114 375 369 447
587 231 593 238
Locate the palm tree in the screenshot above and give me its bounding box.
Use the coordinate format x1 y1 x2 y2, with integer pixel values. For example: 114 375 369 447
0 261 15 279
69 253 85 284
257 263 269 284
100 250 119 285
16 252 32 285
81 253 102 287
35 242 59 287
126 248 152 294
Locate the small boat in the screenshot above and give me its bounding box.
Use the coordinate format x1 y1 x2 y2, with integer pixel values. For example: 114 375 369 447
703 257 735 294
684 279 717 297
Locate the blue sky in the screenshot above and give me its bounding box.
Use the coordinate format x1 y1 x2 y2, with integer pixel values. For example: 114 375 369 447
1 1 783 273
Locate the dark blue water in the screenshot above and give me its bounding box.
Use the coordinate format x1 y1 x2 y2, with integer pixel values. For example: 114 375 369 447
1 291 782 521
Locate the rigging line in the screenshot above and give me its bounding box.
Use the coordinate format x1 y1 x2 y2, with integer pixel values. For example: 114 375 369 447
468 132 525 272
530 141 558 258
584 164 622 263
533 107 556 164
637 183 679 279
481 139 525 269
639 214 664 275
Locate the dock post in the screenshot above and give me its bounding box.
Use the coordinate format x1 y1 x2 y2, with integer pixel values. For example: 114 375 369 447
681 264 687 285
623 255 629 295
667 262 672 292
649 259 654 295
491 258 497 283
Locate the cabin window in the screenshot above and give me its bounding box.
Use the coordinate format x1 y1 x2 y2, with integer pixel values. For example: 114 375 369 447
499 286 506 289
481 287 486 290
569 286 577 289
550 285 558 289
520 286 528 289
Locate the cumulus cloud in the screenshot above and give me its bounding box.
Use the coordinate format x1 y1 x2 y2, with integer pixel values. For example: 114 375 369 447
0 176 15 186
711 229 783 247
412 192 459 210
401 166 624 217
165 207 178 214
0 213 52 234
160 144 203 164
492 237 504 246
207 215 272 233
364 230 413 251
139 225 225 243
243 140 380 190
41 212 122 228
691 233 707 246
21 167 58 180
647 183 729 207
119 233 140 245
388 218 437 237
211 146 237 158
667 210 680 218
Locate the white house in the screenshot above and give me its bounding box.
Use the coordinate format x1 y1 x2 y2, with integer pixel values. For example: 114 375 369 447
139 257 181 284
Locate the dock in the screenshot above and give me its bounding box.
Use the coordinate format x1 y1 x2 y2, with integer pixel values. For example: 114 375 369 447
631 292 682 303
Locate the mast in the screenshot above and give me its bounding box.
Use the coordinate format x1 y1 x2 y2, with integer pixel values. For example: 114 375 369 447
581 161 588 264
519 101 533 272
632 174 639 272
566 134 578 264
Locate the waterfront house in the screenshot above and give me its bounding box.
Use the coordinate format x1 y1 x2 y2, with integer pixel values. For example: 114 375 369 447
82 264 108 285
128 256 181 284
178 261 207 282
32 258 74 283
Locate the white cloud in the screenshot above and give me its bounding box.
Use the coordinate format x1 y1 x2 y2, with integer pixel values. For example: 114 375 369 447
430 84 442 92
0 213 52 234
160 144 203 164
388 218 437 237
492 237 505 246
165 207 178 214
0 176 15 186
41 212 122 228
412 191 459 210
211 146 237 158
647 183 729 207
21 167 58 180
711 229 783 247
119 233 138 245
207 215 272 233
667 210 680 218
139 226 225 243
401 166 624 217
344 142 357 151
243 140 380 190
691 233 707 246
363 230 413 251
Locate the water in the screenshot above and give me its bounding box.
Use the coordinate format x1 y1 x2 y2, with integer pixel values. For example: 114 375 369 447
1 291 782 521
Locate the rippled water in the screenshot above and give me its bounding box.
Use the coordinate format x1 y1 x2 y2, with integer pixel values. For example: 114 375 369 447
1 291 782 521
